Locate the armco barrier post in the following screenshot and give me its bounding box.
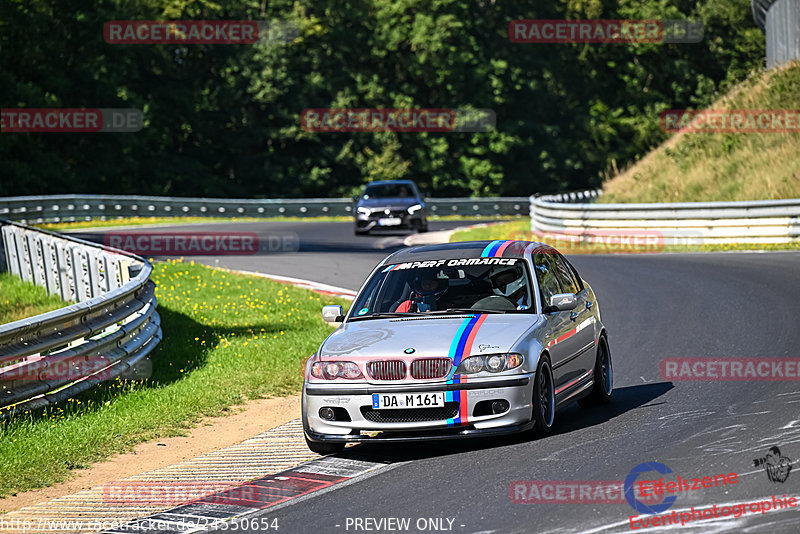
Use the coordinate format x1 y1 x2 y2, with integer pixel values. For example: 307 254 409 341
0 221 8 273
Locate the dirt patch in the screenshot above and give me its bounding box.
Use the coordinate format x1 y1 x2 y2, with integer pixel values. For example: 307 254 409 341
0 396 300 514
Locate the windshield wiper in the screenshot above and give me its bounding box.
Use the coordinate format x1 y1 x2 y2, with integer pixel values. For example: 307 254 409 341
349 312 417 320
350 309 508 320
438 308 508 314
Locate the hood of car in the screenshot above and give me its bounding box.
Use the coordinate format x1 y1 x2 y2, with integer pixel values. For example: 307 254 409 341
318 314 540 361
358 197 420 210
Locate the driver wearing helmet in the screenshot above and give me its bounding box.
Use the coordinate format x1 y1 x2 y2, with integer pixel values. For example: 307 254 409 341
489 265 527 308
394 270 446 312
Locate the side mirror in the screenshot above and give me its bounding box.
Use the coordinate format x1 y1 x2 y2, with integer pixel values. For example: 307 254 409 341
352 195 360 202
322 305 344 323
546 293 578 312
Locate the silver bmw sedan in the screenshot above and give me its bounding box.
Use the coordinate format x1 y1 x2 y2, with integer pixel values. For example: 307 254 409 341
302 240 612 454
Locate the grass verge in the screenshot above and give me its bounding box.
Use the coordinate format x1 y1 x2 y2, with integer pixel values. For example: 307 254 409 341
450 220 800 253
0 273 66 325
600 62 800 203
0 259 350 499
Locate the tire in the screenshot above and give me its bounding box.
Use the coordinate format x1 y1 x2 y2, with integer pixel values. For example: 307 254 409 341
355 228 369 236
578 336 613 407
418 224 428 233
531 356 556 436
304 435 346 455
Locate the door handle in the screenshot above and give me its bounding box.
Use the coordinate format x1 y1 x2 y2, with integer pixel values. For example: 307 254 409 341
586 301 594 309
570 312 578 321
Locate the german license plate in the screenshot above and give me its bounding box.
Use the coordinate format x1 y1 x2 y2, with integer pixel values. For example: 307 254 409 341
377 217 402 226
372 392 445 409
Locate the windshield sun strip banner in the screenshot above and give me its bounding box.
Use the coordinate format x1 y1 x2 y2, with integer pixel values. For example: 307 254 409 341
380 257 520 272
481 240 503 257
482 240 516 257
495 240 514 256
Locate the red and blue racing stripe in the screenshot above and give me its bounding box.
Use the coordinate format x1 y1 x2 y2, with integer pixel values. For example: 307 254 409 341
445 314 488 426
481 240 515 257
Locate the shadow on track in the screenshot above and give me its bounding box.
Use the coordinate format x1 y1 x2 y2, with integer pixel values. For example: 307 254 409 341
334 382 673 464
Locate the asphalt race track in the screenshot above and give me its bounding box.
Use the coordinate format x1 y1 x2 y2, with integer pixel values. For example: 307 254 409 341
76 222 800 533
70 220 473 289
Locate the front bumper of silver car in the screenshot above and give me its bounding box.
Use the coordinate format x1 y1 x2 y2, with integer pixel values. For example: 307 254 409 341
355 211 425 231
303 373 534 443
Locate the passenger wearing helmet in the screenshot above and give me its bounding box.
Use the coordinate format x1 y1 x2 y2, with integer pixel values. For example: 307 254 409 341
489 265 527 308
393 270 446 312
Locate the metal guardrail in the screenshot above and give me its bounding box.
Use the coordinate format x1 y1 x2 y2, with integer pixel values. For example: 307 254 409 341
0 220 161 417
530 191 800 244
0 194 530 223
535 190 602 204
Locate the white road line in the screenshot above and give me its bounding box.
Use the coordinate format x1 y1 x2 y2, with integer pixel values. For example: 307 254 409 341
226 269 358 299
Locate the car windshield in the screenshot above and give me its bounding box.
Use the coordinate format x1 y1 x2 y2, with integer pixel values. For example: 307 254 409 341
349 258 535 319
362 183 415 199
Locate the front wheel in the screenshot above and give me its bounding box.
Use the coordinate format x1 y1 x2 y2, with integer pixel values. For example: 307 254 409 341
531 356 556 436
578 337 613 407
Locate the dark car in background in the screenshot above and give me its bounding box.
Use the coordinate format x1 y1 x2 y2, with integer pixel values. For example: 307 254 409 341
354 180 428 235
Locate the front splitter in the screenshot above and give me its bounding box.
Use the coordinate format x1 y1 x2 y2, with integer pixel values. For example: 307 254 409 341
305 421 534 443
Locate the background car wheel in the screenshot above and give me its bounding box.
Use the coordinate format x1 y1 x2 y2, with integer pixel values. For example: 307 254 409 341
418 224 428 233
531 356 555 436
304 436 346 455
578 336 613 407
354 228 369 236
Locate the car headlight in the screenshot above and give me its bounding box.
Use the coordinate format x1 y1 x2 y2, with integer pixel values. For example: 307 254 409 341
455 353 523 374
311 361 364 379
407 204 423 214
486 355 504 372
357 207 371 215
459 356 484 374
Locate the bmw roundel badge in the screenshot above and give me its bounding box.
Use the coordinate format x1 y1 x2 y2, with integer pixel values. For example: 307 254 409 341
404 348 415 354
